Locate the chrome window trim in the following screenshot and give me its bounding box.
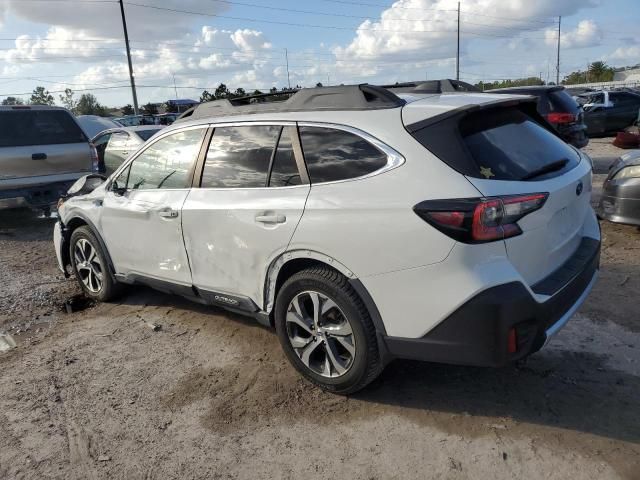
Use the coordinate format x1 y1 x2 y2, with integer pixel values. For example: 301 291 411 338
107 124 209 189
296 121 405 186
197 122 308 191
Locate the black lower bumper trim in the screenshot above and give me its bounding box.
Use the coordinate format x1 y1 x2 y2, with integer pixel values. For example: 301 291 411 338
383 236 600 367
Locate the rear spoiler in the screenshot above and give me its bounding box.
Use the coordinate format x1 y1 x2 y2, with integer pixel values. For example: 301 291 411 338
405 97 539 133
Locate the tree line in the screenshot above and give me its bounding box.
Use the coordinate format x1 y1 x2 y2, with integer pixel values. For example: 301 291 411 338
1 86 163 117
477 61 625 91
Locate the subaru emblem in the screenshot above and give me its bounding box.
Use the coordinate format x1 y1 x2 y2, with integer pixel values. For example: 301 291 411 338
576 181 583 196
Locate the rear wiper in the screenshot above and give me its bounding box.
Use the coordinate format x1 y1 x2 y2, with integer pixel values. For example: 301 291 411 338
521 158 569 180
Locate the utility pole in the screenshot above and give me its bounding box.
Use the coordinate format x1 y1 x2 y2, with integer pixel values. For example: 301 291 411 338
556 16 561 85
456 1 460 81
172 73 178 99
119 0 139 114
284 48 291 89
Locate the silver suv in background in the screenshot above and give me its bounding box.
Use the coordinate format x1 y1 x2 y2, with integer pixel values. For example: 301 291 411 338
0 105 98 212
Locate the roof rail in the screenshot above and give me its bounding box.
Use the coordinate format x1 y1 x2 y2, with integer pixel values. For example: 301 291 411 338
383 79 480 94
175 84 405 123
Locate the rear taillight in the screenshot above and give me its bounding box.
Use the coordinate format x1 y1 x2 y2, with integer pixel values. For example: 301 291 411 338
414 193 548 243
89 143 103 173
546 112 576 124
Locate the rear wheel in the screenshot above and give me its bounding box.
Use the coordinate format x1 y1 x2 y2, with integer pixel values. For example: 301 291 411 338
275 266 382 394
69 226 121 302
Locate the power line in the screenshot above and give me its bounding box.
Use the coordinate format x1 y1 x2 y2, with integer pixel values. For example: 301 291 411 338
123 2 456 34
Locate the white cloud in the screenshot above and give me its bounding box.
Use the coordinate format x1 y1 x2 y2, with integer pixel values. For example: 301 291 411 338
3 0 228 41
608 46 640 63
0 27 120 64
333 0 600 79
545 19 602 49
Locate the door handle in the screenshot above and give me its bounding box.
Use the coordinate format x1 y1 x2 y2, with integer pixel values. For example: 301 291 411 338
255 214 286 224
32 153 47 160
158 209 179 218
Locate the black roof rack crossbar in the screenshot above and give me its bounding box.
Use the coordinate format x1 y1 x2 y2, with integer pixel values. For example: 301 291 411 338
383 79 480 94
176 84 405 122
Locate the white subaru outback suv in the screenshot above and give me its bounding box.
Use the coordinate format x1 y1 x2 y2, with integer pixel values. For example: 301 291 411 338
54 82 600 394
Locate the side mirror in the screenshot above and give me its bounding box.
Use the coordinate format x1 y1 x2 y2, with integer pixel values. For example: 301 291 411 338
111 181 127 196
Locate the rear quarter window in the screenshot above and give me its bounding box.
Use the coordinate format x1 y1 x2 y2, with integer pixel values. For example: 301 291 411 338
0 110 87 147
298 126 388 183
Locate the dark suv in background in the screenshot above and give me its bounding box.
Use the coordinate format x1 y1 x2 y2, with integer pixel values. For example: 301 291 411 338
491 86 588 148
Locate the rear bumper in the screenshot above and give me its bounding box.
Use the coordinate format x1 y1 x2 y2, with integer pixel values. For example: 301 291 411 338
0 181 75 210
382 236 600 367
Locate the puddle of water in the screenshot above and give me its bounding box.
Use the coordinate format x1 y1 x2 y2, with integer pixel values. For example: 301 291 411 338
0 334 17 352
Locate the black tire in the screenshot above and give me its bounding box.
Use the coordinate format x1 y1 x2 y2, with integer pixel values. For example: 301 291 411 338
69 226 122 302
274 266 383 394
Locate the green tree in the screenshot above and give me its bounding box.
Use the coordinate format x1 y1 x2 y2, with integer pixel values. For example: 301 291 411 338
316 82 323 87
76 93 107 116
142 102 158 115
588 61 614 82
214 83 229 99
561 61 615 85
121 104 135 115
252 89 262 96
59 88 77 113
1 96 24 105
476 76 544 91
232 87 246 98
29 86 55 105
200 90 214 102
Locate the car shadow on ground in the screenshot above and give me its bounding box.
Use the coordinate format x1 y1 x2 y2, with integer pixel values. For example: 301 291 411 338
356 351 639 444
0 208 57 241
108 285 639 445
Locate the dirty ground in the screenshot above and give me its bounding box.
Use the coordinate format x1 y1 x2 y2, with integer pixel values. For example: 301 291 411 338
1 138 639 479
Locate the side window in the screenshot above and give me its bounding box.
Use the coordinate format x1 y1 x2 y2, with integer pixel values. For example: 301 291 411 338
616 93 640 106
269 127 302 187
298 126 388 183
112 164 130 191
127 128 205 190
107 132 129 150
201 125 280 188
93 133 111 163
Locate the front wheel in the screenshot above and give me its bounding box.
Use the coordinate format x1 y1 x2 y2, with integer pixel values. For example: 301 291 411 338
274 266 382 394
69 226 122 302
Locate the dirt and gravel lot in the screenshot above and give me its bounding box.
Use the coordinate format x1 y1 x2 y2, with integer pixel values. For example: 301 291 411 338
1 138 639 480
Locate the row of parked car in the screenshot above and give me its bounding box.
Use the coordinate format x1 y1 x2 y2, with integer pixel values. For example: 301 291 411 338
1 82 639 217
490 85 640 146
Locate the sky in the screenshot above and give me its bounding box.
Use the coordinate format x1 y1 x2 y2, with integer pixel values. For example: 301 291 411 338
0 0 638 107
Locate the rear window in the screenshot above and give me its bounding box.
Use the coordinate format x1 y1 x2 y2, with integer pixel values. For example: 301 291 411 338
549 90 579 113
460 109 580 181
0 110 87 147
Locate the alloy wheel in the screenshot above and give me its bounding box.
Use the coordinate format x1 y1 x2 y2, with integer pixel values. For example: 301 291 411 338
74 238 103 293
285 290 356 378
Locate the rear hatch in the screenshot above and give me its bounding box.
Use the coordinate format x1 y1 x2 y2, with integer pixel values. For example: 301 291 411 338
407 100 593 287
0 108 91 188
